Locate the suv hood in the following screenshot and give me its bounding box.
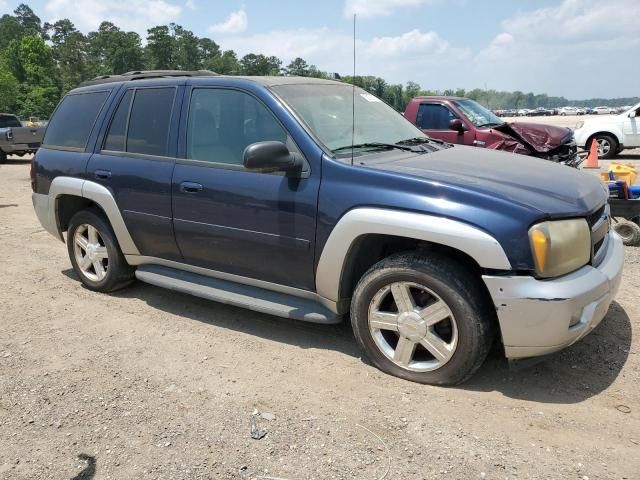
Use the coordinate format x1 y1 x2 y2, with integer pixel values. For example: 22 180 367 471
493 122 573 153
363 145 606 217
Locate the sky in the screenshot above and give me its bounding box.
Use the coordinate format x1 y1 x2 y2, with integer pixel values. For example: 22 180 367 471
2 0 638 99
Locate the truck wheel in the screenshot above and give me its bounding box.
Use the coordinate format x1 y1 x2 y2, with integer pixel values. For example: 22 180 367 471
589 134 618 159
67 210 135 292
350 252 495 385
613 219 640 246
0 151 7 164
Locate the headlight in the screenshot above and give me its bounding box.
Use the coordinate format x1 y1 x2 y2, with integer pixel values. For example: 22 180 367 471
575 121 584 129
529 219 590 278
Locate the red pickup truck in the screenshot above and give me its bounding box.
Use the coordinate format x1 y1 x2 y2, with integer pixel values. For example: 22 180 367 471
404 96 579 164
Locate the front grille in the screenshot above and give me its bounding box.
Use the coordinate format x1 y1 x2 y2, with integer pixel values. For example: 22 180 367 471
588 204 606 228
590 203 610 266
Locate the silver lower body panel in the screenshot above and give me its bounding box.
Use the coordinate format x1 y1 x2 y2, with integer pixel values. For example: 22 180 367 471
483 232 624 358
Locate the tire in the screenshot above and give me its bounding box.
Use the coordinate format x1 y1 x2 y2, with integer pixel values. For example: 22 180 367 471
67 209 135 292
350 252 496 385
0 151 7 164
589 134 618 159
613 219 640 246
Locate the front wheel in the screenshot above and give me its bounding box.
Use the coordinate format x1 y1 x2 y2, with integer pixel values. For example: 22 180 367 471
67 210 135 292
0 151 7 164
350 253 496 385
589 134 618 159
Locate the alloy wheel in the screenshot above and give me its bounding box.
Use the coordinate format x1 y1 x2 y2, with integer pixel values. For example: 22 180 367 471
73 224 109 282
368 281 458 372
596 138 611 156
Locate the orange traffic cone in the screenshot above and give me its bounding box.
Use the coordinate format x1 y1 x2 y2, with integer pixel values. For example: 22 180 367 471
583 138 600 169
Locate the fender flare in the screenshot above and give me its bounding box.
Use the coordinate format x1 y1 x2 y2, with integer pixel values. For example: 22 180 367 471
47 176 140 255
585 128 623 147
314 208 511 302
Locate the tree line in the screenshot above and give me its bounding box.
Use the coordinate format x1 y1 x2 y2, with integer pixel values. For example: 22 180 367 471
0 4 637 118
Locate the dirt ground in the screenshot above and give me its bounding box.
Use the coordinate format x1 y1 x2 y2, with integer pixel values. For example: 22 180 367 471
0 152 639 480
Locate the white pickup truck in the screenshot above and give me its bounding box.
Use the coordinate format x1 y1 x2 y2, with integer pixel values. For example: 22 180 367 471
574 102 640 159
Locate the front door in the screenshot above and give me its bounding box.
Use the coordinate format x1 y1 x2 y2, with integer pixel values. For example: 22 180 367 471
623 107 640 147
171 87 319 290
415 102 475 145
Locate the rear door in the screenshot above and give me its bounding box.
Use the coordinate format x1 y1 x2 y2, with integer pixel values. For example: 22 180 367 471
87 85 183 261
171 86 319 290
415 102 474 145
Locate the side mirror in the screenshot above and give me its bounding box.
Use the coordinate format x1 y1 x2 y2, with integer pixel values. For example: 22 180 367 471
630 111 637 118
243 141 303 175
449 119 465 134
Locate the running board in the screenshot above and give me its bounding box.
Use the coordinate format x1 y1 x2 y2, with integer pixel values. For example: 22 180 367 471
135 265 341 324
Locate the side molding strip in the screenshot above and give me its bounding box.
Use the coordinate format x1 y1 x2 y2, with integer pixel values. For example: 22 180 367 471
47 176 140 255
315 208 512 302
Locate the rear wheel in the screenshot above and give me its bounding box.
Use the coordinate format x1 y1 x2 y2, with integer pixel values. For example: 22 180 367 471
67 210 135 292
0 151 7 164
350 252 495 385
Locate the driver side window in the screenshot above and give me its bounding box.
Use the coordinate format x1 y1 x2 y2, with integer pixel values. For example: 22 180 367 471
187 88 289 166
416 103 457 130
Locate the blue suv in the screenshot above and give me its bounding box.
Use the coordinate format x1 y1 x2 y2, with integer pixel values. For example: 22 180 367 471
31 71 623 385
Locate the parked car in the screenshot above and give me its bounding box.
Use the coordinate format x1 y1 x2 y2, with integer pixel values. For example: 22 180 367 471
558 106 577 116
516 109 531 116
0 113 46 163
574 102 640 158
32 71 622 385
528 107 554 117
404 97 579 164
576 107 587 115
593 106 616 115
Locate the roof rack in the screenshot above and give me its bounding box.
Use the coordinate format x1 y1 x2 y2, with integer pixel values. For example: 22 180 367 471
80 70 219 87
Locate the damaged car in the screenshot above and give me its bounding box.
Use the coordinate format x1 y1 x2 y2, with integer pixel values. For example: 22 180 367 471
404 96 579 166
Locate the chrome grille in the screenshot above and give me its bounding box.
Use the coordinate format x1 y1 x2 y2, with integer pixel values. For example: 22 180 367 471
591 203 610 267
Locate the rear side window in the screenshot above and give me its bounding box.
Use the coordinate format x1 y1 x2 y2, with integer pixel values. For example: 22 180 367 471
102 87 175 157
103 90 133 152
0 114 22 128
43 91 110 149
416 103 457 130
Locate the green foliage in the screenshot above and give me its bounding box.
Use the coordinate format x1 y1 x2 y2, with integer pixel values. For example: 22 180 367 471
1 3 637 119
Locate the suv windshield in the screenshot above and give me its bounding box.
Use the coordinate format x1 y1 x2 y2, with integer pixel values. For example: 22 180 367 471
271 83 426 153
453 99 503 128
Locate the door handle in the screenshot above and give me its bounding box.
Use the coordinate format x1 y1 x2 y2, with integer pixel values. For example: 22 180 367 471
94 169 112 180
180 181 203 193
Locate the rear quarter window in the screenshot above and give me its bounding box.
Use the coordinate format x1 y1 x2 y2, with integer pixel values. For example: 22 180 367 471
43 91 110 150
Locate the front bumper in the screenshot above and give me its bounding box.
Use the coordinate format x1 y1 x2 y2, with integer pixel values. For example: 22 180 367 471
482 232 624 358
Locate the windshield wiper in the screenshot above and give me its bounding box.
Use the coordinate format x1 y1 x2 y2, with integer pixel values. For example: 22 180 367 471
332 142 418 153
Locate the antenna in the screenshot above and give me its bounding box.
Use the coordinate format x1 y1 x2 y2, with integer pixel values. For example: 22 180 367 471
351 13 356 167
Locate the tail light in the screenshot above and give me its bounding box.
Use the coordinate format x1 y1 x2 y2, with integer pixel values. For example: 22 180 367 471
30 157 37 192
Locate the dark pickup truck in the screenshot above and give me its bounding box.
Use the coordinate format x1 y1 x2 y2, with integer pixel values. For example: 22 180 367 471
404 97 579 165
0 113 46 163
32 71 622 385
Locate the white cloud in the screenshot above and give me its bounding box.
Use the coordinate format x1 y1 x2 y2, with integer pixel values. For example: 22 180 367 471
44 0 182 33
344 0 432 17
218 27 469 88
208 9 248 35
473 0 640 98
0 0 9 13
185 0 196 10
